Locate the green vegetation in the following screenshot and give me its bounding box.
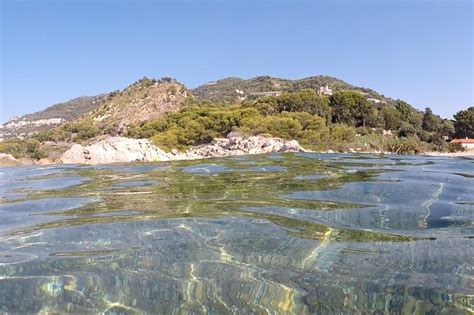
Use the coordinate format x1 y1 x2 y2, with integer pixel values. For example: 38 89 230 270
2 80 470 160
330 91 375 127
1 120 100 159
127 88 458 154
0 95 106 144
453 106 474 138
21 95 105 122
192 75 389 104
34 120 99 143
0 138 47 159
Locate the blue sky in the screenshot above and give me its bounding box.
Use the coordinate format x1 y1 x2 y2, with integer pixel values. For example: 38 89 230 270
1 0 472 121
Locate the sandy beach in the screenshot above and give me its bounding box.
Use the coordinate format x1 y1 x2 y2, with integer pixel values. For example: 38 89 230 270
423 150 474 158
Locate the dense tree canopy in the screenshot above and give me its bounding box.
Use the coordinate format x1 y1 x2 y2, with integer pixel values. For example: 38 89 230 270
381 107 403 131
249 89 332 122
422 107 440 132
329 91 375 127
453 107 474 138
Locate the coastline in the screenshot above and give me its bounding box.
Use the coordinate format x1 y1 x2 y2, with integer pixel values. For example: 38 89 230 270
422 150 474 158
1 135 473 167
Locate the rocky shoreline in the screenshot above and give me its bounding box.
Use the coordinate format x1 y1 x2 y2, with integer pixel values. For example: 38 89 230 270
1 134 472 167
1 134 306 166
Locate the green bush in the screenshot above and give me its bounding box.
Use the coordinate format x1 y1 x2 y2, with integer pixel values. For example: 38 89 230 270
329 124 356 143
35 128 69 142
151 128 182 151
356 126 373 136
397 123 416 137
63 121 98 141
383 136 424 154
0 138 47 159
261 116 303 139
34 120 98 143
446 142 464 153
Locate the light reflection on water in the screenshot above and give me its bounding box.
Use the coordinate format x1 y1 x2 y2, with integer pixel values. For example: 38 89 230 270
0 153 473 314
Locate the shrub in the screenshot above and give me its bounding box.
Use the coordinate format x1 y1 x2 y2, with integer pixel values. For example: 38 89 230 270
383 136 423 154
34 120 98 143
330 125 356 143
398 123 416 137
356 126 373 136
35 128 69 142
0 138 47 159
261 116 303 139
446 142 464 152
151 128 182 151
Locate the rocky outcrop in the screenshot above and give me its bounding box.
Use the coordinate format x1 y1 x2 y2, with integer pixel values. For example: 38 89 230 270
60 137 174 164
187 134 305 158
59 135 306 164
0 153 34 167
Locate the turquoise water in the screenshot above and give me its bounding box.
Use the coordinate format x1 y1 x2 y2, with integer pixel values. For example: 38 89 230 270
0 153 473 314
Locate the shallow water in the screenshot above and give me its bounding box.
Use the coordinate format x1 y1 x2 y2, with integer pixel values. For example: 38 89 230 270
0 153 472 314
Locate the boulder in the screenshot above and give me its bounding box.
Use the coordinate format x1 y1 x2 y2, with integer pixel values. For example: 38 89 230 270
37 158 54 165
60 137 174 164
0 154 36 166
0 153 23 167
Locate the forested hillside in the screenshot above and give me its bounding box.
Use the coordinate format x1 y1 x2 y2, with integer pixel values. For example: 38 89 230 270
128 88 459 154
192 75 392 104
1 76 471 160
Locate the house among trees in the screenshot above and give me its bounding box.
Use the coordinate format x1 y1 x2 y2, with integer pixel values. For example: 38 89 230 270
451 138 474 149
318 85 333 96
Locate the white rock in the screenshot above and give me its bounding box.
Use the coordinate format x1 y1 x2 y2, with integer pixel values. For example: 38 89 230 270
0 153 23 166
59 135 307 164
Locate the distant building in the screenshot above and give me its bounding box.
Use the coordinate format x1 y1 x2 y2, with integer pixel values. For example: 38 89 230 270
235 89 246 101
367 98 385 104
3 117 65 129
451 138 474 149
318 85 333 96
249 91 282 97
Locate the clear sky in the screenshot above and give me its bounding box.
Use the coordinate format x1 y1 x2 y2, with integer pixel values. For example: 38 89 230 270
1 0 472 122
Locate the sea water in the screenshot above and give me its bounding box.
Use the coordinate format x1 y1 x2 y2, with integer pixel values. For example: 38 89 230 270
0 153 472 314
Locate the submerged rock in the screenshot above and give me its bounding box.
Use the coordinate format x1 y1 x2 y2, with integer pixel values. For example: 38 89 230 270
59 135 306 164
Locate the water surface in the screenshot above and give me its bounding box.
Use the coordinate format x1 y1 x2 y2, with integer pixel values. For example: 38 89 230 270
0 153 473 314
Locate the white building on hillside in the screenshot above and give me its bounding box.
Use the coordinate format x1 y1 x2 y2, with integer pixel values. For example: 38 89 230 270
318 85 333 96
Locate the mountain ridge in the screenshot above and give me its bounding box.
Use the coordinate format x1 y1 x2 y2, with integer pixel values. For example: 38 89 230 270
0 95 107 139
0 74 424 140
1 74 470 163
191 75 394 105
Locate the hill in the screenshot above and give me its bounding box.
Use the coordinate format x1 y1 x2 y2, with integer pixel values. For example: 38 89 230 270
0 95 106 140
192 75 393 105
3 74 465 163
82 77 189 132
1 75 400 142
